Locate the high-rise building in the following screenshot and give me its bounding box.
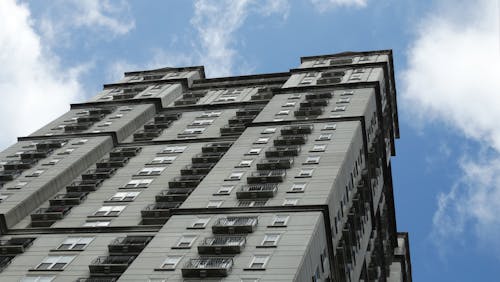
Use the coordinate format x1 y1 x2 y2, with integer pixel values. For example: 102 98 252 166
0 50 411 282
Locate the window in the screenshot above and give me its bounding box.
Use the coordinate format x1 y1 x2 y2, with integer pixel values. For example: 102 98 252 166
316 134 332 141
161 146 187 154
57 148 75 155
149 156 176 164
83 220 110 227
246 148 262 155
238 200 267 207
283 102 296 107
215 96 237 102
273 118 284 122
304 156 320 165
288 93 302 100
332 106 346 112
189 217 211 229
97 122 112 127
108 191 140 202
262 127 276 134
174 235 196 249
207 200 224 208
120 106 133 111
215 185 234 195
93 206 125 217
283 199 298 206
26 169 45 177
236 159 253 168
310 144 327 152
137 167 165 176
35 255 75 270
340 90 354 96
199 111 221 118
270 215 289 227
276 110 290 116
71 139 88 145
57 237 93 250
241 279 260 282
0 193 10 202
109 114 123 119
43 159 61 166
20 276 55 282
9 181 28 189
123 179 153 188
254 137 269 144
191 119 213 126
226 171 244 181
160 255 183 269
296 168 314 178
337 97 350 103
322 123 337 131
290 183 307 193
260 234 280 247
181 127 205 135
247 255 270 269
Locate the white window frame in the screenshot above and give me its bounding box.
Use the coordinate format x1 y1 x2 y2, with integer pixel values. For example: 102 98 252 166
191 119 214 126
35 255 75 270
276 110 290 116
340 90 354 96
161 146 187 154
93 205 125 217
123 179 153 188
160 255 183 269
27 169 45 177
248 255 270 269
226 171 244 181
262 127 277 134
271 215 289 227
333 106 346 112
57 237 94 250
297 168 314 178
189 217 211 229
0 193 10 202
322 123 337 131
261 234 281 247
237 159 254 168
108 191 140 202
199 111 221 118
83 220 111 227
288 93 302 100
290 183 307 193
317 134 332 141
182 127 205 135
304 156 321 165
246 148 262 155
254 137 270 144
283 101 296 107
337 97 351 103
71 139 88 145
216 185 235 195
149 156 176 164
43 158 61 166
174 235 197 249
283 198 299 206
20 276 56 282
310 144 327 152
207 200 224 208
137 167 165 176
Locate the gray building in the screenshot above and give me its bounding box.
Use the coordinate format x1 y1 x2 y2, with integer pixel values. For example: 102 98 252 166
0 50 411 282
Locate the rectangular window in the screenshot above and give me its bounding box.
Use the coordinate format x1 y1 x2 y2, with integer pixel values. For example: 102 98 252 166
304 156 321 165
310 144 327 152
332 106 346 112
123 179 153 188
236 159 253 168
215 185 235 195
174 235 197 249
57 237 93 250
215 96 237 102
337 97 351 103
42 159 61 166
137 167 165 176
340 90 354 96
160 255 183 269
207 200 224 208
71 139 88 145
149 156 176 164
21 276 56 282
238 200 267 207
226 172 244 181
296 169 314 178
35 255 75 270
316 134 332 141
322 123 337 131
254 137 269 144
288 93 302 100
191 119 214 126
161 146 187 154
0 193 10 202
290 183 307 193
283 199 298 206
26 169 45 177
93 206 125 217
270 215 289 227
199 111 221 118
246 148 262 155
97 122 112 127
189 217 211 229
83 220 110 227
57 148 75 155
262 128 276 134
261 234 280 247
181 127 205 135
276 110 290 116
248 255 270 269
108 191 140 202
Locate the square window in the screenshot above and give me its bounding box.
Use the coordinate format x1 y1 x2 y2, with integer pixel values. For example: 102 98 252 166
236 159 253 168
248 255 270 269
35 255 75 270
332 106 346 112
310 144 327 152
83 220 110 227
254 137 269 144
270 215 289 227
283 102 296 107
161 146 187 154
290 183 307 193
207 200 224 208
160 255 183 269
173 235 197 249
57 237 93 251
276 110 290 116
93 206 125 217
322 124 337 131
108 191 140 202
149 156 176 165
189 217 211 229
283 198 298 206
262 128 276 134
246 148 262 155
123 179 153 189
260 234 280 247
316 134 332 141
297 169 314 178
304 156 320 165
215 185 234 195
226 172 244 181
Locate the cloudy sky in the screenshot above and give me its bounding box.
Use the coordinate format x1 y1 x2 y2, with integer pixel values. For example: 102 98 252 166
0 0 499 280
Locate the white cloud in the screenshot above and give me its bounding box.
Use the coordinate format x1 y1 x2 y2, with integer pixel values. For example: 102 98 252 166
401 0 500 252
0 0 86 149
310 0 368 11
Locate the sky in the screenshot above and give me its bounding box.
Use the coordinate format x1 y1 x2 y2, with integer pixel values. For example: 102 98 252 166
0 0 499 280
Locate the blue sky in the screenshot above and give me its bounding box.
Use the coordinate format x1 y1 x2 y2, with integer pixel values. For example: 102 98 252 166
1 0 499 280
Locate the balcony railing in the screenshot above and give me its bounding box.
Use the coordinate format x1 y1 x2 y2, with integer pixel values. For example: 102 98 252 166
76 114 105 123
96 157 129 169
31 206 72 221
237 184 278 199
294 107 324 117
236 108 262 117
81 168 117 180
182 257 233 278
0 237 35 255
180 163 215 176
174 98 199 106
35 139 68 150
201 142 233 153
88 107 114 116
133 129 162 141
108 236 153 255
168 175 204 189
305 92 333 100
109 147 142 158
0 256 13 272
220 125 246 136
300 99 329 107
247 170 286 184
66 179 104 192
265 146 301 157
155 188 194 202
141 202 181 225
228 116 254 126
112 93 136 100
198 236 246 255
212 217 258 234
154 113 181 123
19 150 52 160
256 158 293 170
89 256 135 275
191 152 225 164
49 192 88 206
0 170 22 182
273 135 307 146
143 120 172 131
280 124 313 135
76 278 117 282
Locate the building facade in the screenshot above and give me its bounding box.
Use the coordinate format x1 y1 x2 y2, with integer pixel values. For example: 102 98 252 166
0 50 411 282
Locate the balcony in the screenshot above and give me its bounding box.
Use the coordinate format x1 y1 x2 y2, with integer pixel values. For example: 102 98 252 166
305 92 333 100
256 158 293 170
168 175 204 188
317 77 342 85
19 150 52 160
237 184 278 199
247 170 286 184
112 93 136 100
273 135 307 146
182 257 233 278
0 256 13 272
143 74 164 81
35 139 68 150
0 170 22 182
191 152 225 164
64 122 93 132
133 129 162 141
294 107 324 117
250 92 273 101
109 147 142 158
155 188 193 202
300 99 329 107
236 108 262 117
76 114 105 123
154 113 181 123
31 206 72 227
49 192 88 206
201 142 232 153
212 216 258 234
81 168 117 180
0 238 35 255
96 157 130 169
89 108 114 115
141 202 182 225
180 163 215 176
76 278 117 282
174 98 199 106
108 236 153 255
228 116 254 126
66 179 104 192
220 125 246 136
265 146 301 158
198 236 246 255
89 256 135 276
280 124 313 135
143 120 172 131
182 92 206 99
